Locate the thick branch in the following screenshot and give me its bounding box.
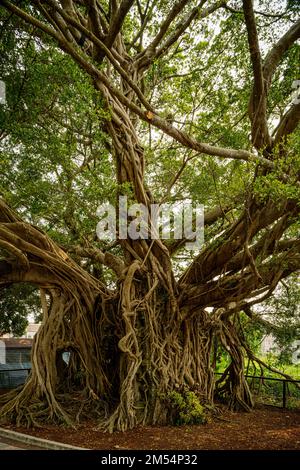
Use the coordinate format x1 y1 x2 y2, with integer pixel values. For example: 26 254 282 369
263 18 300 91
32 0 153 112
93 73 274 167
223 216 299 277
0 199 22 223
1 0 279 170
180 249 300 309
64 245 125 276
274 102 300 145
0 262 57 288
243 0 264 95
105 0 134 49
0 239 30 270
179 199 295 286
87 0 104 41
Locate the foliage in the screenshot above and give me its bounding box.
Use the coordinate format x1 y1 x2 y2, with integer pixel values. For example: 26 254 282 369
0 23 113 248
0 283 40 336
257 274 300 365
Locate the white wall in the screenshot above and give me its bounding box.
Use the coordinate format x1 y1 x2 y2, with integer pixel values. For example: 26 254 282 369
0 340 6 364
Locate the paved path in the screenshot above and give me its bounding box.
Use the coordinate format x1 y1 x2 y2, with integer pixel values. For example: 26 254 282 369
0 435 41 450
0 429 86 450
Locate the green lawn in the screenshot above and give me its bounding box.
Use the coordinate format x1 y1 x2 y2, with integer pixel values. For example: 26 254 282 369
215 355 300 409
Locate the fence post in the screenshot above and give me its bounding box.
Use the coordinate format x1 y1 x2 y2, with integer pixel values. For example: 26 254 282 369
282 380 287 408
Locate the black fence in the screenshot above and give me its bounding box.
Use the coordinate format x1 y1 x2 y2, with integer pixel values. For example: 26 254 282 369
1 368 300 409
216 372 300 409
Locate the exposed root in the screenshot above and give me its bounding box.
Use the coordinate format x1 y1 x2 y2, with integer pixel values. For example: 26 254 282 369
0 201 259 431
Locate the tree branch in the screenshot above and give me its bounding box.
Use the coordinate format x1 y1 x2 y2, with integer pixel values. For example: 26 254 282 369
0 262 56 288
0 199 22 223
105 0 134 49
274 102 300 145
1 0 63 43
128 0 157 50
87 0 104 41
94 73 274 167
243 0 270 149
32 0 154 112
223 222 299 278
179 199 296 287
1 0 279 170
136 1 223 70
242 304 300 336
179 248 300 309
63 245 125 276
224 3 288 20
140 0 191 51
244 10 300 150
263 18 300 91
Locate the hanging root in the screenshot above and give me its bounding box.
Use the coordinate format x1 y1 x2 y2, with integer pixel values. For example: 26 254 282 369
98 259 216 432
215 314 254 411
0 282 110 427
0 212 112 427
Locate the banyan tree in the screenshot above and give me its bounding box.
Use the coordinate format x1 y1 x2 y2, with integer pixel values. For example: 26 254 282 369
0 0 299 431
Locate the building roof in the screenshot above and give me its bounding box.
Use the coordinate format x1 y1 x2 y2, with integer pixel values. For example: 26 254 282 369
0 338 33 349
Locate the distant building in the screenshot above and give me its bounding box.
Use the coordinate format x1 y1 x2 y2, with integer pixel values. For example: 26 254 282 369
23 323 40 339
0 323 40 389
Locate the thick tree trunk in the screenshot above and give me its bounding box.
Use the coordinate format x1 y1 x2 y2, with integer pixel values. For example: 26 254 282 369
0 258 253 430
0 201 110 426
100 266 217 431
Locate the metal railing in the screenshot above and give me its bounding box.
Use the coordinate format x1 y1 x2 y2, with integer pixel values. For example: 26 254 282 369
1 368 300 409
0 367 31 389
215 372 300 408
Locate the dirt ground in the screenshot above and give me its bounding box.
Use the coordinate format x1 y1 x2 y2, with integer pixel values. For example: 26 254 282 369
2 405 300 450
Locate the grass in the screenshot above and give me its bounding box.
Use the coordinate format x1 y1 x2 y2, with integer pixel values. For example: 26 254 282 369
215 354 300 379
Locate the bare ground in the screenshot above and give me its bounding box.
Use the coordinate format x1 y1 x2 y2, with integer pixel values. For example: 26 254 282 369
2 406 300 450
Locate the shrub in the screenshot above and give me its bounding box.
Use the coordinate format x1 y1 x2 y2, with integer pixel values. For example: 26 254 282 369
166 389 207 425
